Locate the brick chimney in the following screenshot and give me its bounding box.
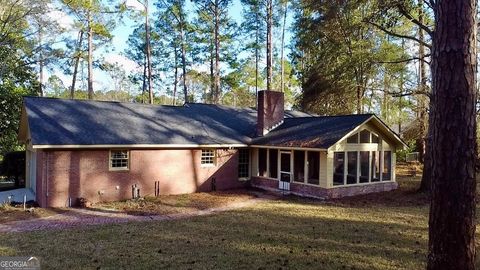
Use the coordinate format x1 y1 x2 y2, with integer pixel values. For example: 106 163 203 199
257 90 284 136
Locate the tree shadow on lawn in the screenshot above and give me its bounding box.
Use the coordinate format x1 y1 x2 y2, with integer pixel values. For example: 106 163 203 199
280 177 430 210
0 197 432 270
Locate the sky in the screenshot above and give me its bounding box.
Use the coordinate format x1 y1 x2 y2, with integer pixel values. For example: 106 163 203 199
47 0 295 96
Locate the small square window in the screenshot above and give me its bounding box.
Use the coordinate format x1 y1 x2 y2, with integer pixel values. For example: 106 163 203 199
110 150 129 170
201 149 216 166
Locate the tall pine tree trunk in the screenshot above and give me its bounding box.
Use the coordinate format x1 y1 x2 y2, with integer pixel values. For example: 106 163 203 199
71 30 83 99
427 0 477 268
280 0 287 93
173 45 178 105
255 9 259 101
38 29 44 97
209 22 215 103
145 0 154 104
266 0 273 91
87 9 94 100
418 1 431 193
142 53 147 103
213 0 220 104
180 27 188 103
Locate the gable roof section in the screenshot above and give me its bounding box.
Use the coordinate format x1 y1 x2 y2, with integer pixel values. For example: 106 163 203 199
251 114 374 149
20 97 404 149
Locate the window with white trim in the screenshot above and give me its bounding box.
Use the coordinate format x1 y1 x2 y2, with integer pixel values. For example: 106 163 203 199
201 149 216 165
110 150 129 170
383 151 392 181
238 149 250 178
347 133 359 143
360 130 371 143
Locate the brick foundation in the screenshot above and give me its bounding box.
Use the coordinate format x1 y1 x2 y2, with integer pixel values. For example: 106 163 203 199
36 148 247 208
251 176 398 199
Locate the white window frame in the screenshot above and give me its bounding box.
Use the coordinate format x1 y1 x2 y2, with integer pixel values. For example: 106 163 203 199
109 150 129 171
201 149 216 167
238 148 250 180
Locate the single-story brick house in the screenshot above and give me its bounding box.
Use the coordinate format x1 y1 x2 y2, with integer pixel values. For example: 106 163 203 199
18 91 406 207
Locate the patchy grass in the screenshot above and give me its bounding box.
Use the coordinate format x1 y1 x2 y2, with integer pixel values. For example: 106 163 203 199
0 204 62 224
396 162 423 177
1 178 479 269
94 190 257 216
0 179 435 270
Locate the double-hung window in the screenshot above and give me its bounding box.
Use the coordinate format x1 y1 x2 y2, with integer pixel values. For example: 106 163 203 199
201 149 216 166
110 150 129 170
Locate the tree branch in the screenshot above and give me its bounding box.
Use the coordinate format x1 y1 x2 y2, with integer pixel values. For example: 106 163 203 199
396 4 433 37
366 20 432 49
376 54 431 65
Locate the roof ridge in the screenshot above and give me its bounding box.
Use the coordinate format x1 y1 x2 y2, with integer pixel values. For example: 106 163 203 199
24 96 184 108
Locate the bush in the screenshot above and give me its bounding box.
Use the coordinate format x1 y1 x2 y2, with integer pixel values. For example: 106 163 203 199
396 140 416 162
0 151 26 187
77 197 91 208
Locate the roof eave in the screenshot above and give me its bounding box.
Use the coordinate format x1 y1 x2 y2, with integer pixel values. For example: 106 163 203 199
31 143 249 150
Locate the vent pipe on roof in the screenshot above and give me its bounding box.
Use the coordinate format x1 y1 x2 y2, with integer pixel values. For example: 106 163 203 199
257 90 284 136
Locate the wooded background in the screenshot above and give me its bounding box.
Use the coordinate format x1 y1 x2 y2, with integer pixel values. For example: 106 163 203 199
0 0 441 160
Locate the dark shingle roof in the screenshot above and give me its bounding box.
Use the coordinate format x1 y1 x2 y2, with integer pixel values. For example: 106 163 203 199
23 97 376 148
24 97 314 146
251 114 374 148
24 97 258 146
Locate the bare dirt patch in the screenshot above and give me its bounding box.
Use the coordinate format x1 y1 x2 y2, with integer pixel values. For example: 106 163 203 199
0 204 62 224
93 189 257 216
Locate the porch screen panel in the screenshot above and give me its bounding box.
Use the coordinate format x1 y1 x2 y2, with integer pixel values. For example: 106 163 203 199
333 152 344 185
293 151 305 182
269 149 278 179
371 151 380 182
258 149 267 177
383 151 392 180
307 152 320 185
347 151 358 184
359 151 369 183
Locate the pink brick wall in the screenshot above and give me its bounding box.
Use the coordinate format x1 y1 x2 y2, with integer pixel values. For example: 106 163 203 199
257 90 284 135
326 181 398 198
251 176 398 199
36 148 246 207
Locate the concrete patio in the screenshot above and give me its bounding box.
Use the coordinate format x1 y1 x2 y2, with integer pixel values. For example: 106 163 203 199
0 188 35 204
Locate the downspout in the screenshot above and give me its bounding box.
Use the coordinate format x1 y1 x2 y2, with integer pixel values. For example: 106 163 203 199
45 151 49 207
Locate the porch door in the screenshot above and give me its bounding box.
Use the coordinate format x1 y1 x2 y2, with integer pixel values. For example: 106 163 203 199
279 151 291 190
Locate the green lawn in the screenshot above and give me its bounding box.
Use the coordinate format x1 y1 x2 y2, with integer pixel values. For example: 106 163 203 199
0 178 478 269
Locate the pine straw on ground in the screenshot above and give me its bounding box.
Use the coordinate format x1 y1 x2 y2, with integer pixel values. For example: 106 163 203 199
93 189 257 216
0 204 63 224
